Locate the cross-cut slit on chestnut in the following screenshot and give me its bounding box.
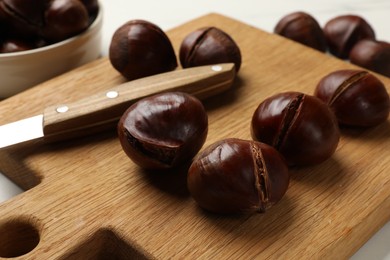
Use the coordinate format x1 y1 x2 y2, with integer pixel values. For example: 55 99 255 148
124 130 178 166
276 93 303 149
251 143 270 213
329 71 367 106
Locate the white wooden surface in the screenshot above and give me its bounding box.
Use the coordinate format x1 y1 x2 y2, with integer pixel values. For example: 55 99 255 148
1 0 389 258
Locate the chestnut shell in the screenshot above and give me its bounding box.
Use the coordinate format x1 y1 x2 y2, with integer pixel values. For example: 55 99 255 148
315 70 390 127
251 92 340 166
274 11 327 52
323 15 375 59
349 39 390 78
43 0 89 42
118 92 208 169
109 20 178 80
179 27 242 71
188 138 289 214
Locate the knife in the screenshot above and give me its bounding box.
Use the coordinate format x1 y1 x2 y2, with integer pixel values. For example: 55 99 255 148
0 63 236 148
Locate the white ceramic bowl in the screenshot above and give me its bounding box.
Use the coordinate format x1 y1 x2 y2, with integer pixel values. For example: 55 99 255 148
0 4 103 99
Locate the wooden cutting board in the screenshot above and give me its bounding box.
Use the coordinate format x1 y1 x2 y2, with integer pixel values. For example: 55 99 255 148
1 13 390 259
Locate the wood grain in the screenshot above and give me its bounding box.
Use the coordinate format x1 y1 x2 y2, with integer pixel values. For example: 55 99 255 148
0 13 390 259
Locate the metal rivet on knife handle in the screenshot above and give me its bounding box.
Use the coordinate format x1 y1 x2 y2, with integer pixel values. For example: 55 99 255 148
56 106 69 113
0 63 236 148
106 91 119 99
212 65 222 72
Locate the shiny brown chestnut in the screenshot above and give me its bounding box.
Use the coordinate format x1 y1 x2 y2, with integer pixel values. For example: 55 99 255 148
109 20 178 81
188 138 289 214
274 11 327 52
323 15 375 59
0 0 92 45
0 0 45 38
349 39 390 78
315 70 390 127
42 0 89 42
179 27 241 72
118 92 208 170
251 92 340 166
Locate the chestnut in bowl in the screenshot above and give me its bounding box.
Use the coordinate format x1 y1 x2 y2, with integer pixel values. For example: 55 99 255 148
274 11 327 52
0 2 102 99
323 15 375 59
314 70 390 127
118 92 208 170
251 92 340 166
179 27 242 72
349 39 390 78
188 138 289 214
109 20 177 81
0 0 94 45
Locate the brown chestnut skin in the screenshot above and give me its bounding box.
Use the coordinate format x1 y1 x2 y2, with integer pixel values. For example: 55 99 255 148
323 15 375 59
251 92 340 166
179 27 242 72
2 0 46 26
109 20 178 81
349 39 390 78
274 11 327 52
42 0 89 43
0 0 45 38
315 70 390 127
188 138 289 214
118 92 208 170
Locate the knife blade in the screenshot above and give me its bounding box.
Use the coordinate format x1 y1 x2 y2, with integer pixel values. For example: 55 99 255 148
0 63 236 148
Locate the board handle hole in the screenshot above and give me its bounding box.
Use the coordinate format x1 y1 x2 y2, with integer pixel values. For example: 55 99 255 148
0 218 40 258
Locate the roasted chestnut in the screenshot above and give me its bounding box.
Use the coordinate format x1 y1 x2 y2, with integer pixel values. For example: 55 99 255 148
323 15 375 59
251 92 340 166
179 27 241 71
118 92 208 170
349 39 390 78
274 11 327 52
109 20 178 81
315 70 390 127
188 138 289 214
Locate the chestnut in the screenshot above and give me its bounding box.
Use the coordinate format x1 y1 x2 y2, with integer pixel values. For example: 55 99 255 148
179 27 241 72
42 0 89 42
187 138 289 214
349 39 390 78
0 0 95 50
251 92 340 166
323 15 375 59
314 70 390 127
118 92 208 170
109 20 178 81
274 11 327 52
0 0 45 38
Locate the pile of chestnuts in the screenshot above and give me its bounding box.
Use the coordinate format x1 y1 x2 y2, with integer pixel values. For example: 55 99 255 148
274 12 390 78
0 0 98 53
114 18 389 216
109 20 242 81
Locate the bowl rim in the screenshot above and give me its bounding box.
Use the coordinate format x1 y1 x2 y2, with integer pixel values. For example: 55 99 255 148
0 4 103 58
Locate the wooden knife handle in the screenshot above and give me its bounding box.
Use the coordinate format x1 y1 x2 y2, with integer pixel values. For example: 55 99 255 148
42 63 236 141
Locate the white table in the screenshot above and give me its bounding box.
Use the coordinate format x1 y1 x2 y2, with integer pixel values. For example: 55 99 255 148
1 0 389 258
